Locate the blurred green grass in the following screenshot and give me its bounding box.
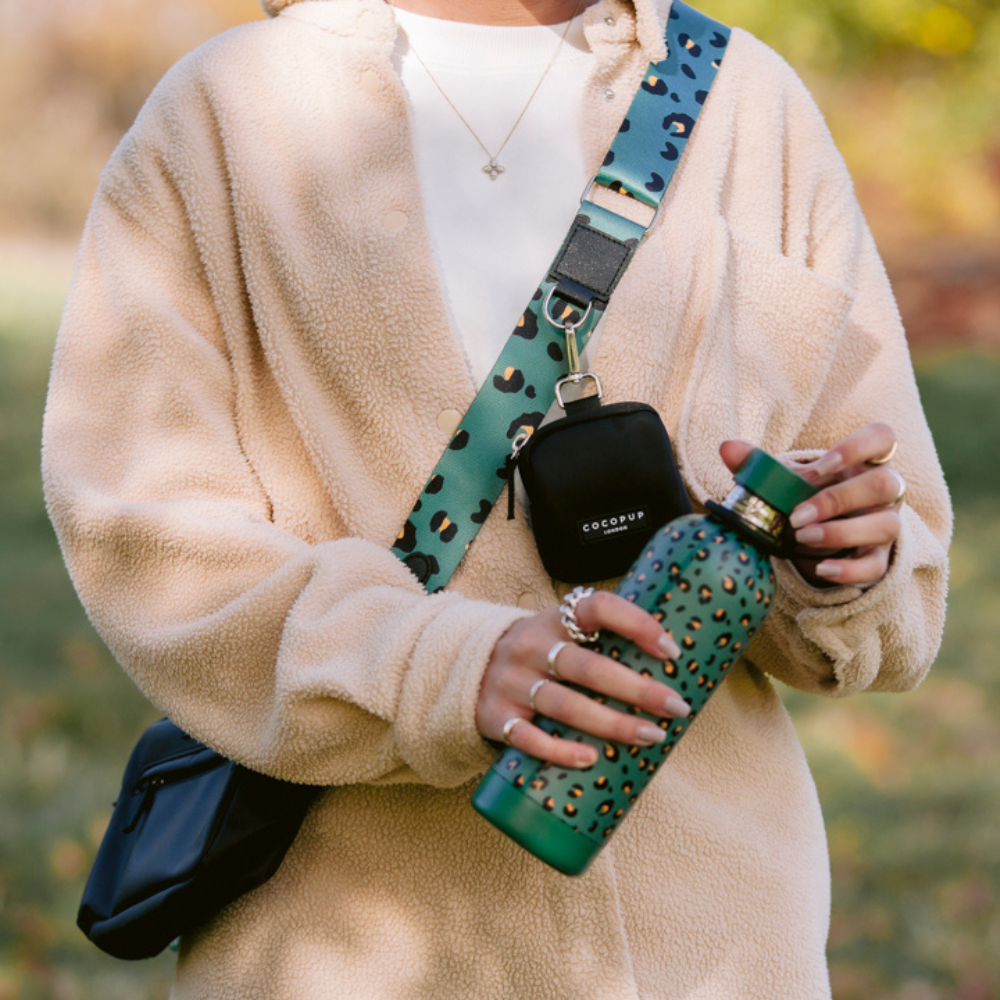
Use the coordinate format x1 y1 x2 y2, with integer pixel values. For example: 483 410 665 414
0 249 997 1000
0 248 173 998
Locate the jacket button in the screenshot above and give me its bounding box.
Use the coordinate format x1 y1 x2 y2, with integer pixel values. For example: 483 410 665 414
360 70 381 95
382 210 408 232
603 88 615 101
517 593 539 611
436 409 462 435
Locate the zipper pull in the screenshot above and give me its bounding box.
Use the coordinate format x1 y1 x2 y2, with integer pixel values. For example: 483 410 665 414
123 776 165 833
505 455 517 521
506 430 531 521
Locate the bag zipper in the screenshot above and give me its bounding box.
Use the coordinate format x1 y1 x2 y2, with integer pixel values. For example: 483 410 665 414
121 753 227 834
122 777 167 833
505 430 532 521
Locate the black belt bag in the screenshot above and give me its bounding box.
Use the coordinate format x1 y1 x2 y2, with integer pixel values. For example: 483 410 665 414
510 376 691 583
77 718 318 960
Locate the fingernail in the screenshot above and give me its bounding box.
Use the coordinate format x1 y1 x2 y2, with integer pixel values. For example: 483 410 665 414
789 504 819 529
813 452 843 477
815 561 842 579
795 525 824 545
575 748 598 766
664 693 691 718
658 634 681 659
637 722 667 744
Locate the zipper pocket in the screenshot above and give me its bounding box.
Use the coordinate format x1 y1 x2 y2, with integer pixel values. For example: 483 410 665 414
121 749 226 835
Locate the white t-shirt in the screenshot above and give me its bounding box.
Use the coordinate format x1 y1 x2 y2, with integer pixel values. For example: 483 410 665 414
390 8 596 386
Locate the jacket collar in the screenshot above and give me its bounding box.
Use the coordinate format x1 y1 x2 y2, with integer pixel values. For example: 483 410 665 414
260 0 671 64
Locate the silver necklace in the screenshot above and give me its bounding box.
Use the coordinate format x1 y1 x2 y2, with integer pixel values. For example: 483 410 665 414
388 2 583 180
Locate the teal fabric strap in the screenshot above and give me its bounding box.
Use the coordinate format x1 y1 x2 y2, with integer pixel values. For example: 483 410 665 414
597 2 731 207
393 2 731 593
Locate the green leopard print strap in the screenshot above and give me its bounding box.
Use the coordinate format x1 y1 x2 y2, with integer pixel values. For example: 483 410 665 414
393 2 731 592
596 3 731 207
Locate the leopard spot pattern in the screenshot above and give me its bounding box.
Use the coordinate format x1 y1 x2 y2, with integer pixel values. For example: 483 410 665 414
495 514 775 844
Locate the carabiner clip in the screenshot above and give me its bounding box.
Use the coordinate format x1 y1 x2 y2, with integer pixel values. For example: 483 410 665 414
542 286 594 378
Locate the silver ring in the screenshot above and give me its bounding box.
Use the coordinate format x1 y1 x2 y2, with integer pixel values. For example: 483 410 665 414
887 467 907 505
528 678 549 711
542 286 594 333
546 640 572 679
559 585 599 644
867 441 898 466
502 717 525 746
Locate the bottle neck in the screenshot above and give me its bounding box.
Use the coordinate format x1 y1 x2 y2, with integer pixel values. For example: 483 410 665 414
707 485 791 553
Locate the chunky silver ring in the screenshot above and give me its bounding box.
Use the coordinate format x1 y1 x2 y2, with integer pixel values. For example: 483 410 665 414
546 640 572 679
887 467 907 505
528 678 549 711
502 717 525 746
559 585 599 644
867 441 898 466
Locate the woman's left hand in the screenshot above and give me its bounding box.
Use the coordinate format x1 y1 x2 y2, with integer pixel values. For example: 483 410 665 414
720 423 906 588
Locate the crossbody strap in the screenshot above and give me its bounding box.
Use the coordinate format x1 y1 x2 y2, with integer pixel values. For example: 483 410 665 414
393 1 731 593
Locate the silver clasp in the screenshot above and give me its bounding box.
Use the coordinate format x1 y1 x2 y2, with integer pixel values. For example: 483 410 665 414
510 428 531 458
579 173 664 231
543 286 591 381
555 371 603 410
542 286 593 342
542 286 604 409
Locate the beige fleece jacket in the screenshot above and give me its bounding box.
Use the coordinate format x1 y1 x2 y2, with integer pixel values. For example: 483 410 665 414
43 0 951 996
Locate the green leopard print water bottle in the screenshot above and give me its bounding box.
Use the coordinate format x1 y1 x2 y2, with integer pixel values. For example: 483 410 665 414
472 448 817 875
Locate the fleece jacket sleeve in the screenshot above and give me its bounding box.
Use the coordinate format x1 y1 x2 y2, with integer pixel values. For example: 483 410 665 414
41 90 530 791
745 62 953 698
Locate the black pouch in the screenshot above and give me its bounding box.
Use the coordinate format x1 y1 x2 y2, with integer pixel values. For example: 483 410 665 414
77 718 319 960
513 389 691 583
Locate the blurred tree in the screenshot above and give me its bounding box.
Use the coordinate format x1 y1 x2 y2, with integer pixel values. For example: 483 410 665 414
0 0 997 250
702 0 1000 251
0 0 263 236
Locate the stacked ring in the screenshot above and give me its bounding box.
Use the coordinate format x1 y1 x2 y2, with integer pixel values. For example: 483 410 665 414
866 441 898 466
528 677 549 711
887 468 907 505
559 586 599 643
546 640 571 679
502 717 524 746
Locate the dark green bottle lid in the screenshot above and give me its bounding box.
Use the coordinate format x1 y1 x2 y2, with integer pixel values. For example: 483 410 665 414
734 449 816 514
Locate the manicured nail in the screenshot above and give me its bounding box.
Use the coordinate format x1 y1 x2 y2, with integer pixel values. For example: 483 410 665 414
813 452 843 477
664 693 691 718
815 561 842 579
795 525 824 545
575 748 598 766
658 634 681 659
637 722 667 744
789 504 819 529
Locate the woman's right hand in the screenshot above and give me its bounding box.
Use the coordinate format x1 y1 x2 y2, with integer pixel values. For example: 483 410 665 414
475 590 691 769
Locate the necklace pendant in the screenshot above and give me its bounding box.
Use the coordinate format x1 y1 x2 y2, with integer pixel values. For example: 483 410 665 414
482 159 505 181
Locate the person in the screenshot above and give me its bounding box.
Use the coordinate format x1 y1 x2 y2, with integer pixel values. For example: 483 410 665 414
42 0 951 996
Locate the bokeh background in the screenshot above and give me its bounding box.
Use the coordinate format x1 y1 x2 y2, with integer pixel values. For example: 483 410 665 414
1 1 998 997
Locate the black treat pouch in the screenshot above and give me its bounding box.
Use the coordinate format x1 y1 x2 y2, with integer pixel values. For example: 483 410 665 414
513 393 691 583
